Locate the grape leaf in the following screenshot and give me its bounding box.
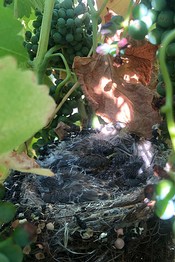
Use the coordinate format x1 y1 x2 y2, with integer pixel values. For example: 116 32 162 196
13 0 32 18
29 0 45 13
0 56 56 155
0 164 9 184
0 152 54 183
12 0 45 18
0 202 16 225
74 52 161 138
0 1 28 64
0 237 23 262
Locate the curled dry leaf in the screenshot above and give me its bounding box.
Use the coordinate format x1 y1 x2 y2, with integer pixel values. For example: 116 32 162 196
54 121 71 140
73 53 161 138
0 151 54 181
103 7 158 85
11 219 20 229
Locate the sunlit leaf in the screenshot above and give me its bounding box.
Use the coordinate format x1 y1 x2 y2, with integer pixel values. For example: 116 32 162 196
0 56 56 155
0 1 28 64
0 165 10 184
12 0 45 18
13 0 32 18
74 49 160 138
29 0 45 13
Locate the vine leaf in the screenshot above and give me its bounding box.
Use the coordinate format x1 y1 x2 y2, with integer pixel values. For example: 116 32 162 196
13 0 32 18
28 0 45 13
0 56 56 155
0 1 28 64
0 152 54 183
4 0 44 18
74 53 161 138
0 237 23 262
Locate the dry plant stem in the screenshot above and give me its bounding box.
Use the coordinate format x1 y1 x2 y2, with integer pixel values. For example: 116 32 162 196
54 81 79 115
46 82 80 126
159 30 175 153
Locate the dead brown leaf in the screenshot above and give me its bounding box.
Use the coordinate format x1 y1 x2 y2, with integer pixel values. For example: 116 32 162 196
103 7 158 85
0 151 54 179
54 121 71 140
73 54 161 138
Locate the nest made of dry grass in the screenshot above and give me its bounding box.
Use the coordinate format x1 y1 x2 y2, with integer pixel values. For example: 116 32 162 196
4 129 174 262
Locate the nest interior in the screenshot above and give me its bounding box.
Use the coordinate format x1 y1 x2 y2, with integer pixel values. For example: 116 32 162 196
4 127 174 262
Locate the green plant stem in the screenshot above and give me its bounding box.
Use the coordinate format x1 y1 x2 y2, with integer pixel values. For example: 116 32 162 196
48 53 71 101
122 0 134 38
87 0 108 54
34 0 55 84
77 98 89 128
87 0 98 54
168 171 175 183
159 30 175 153
40 46 72 101
97 0 109 16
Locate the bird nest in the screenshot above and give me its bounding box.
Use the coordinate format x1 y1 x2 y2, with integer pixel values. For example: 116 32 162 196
5 127 174 261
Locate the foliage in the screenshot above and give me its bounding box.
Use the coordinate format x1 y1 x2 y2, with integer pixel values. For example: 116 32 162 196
0 56 55 155
0 1 175 260
95 0 175 226
0 1 28 64
0 184 33 262
0 0 106 259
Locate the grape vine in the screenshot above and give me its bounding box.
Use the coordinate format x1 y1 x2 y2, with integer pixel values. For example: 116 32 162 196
22 0 107 153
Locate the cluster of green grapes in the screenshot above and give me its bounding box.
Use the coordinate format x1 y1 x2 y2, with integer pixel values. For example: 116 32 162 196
23 0 101 152
24 0 97 65
3 0 13 6
33 79 83 153
129 0 175 97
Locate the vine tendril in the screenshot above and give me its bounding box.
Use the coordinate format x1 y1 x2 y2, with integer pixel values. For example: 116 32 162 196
159 30 175 153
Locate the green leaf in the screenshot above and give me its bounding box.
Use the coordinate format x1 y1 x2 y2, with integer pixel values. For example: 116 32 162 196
13 226 30 247
0 1 28 64
13 0 32 18
0 56 56 155
0 201 16 225
5 0 44 18
0 253 9 262
0 165 10 184
29 0 44 13
0 238 23 262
